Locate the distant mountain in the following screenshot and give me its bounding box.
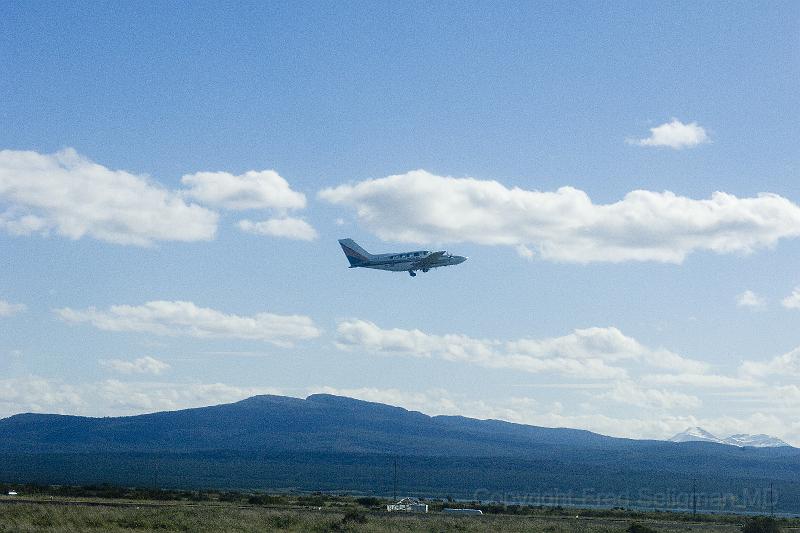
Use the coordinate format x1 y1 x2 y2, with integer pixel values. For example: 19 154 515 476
1 395 799 513
723 433 792 448
0 394 628 455
669 427 791 448
670 427 724 444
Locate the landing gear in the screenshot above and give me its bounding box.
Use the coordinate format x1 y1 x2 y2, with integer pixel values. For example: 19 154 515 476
422 268 429 273
408 270 416 277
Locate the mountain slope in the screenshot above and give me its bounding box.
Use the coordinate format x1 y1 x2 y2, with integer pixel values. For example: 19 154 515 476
669 427 724 444
723 433 791 448
669 427 791 448
1 394 799 513
0 394 637 455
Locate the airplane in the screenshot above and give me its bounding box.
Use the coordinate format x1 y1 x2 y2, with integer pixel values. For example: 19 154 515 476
338 238 467 277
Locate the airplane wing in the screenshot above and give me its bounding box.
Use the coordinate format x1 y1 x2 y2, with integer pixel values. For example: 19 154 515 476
411 251 445 269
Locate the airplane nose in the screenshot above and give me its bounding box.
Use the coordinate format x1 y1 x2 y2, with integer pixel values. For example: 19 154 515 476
457 256 467 264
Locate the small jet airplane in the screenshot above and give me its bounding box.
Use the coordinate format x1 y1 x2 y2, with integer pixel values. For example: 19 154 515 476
338 238 467 277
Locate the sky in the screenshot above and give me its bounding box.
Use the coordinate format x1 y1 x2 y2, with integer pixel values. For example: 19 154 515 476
1 1 799 445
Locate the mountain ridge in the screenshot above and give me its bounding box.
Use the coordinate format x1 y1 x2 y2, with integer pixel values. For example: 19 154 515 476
0 393 642 455
2 396 794 451
669 426 791 448
1 394 799 512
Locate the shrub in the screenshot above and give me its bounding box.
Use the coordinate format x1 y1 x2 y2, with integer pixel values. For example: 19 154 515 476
742 516 781 533
627 523 658 533
355 497 381 508
248 494 284 505
341 510 368 524
218 491 244 502
297 495 326 507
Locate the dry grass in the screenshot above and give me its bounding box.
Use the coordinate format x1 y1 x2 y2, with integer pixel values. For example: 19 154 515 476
1 500 785 533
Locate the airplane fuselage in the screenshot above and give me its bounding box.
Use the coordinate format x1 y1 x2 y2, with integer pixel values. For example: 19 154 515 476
338 239 467 276
353 250 464 272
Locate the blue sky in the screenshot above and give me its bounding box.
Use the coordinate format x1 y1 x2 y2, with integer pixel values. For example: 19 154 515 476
1 1 799 444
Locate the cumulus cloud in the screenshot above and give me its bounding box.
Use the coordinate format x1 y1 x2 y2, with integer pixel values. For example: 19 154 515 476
1 376 797 445
319 171 800 263
737 290 765 309
628 119 710 149
313 386 541 424
600 381 701 410
310 386 797 445
515 244 535 260
335 320 707 379
740 346 800 379
335 320 627 380
0 299 26 317
505 327 707 374
180 169 317 240
0 148 218 246
181 170 306 211
96 380 281 414
99 356 170 375
56 300 320 346
238 217 318 241
642 373 756 389
781 287 800 309
0 376 281 417
0 376 85 414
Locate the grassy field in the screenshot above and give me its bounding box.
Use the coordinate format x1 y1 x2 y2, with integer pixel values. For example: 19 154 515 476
1 497 799 533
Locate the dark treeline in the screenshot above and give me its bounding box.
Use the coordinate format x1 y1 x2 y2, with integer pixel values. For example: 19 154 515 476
1 451 797 515
2 395 798 515
2 480 797 531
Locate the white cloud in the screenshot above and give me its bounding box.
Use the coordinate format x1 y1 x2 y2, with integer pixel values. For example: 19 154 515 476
56 300 321 346
99 356 170 375
0 299 26 317
642 373 756 389
739 346 800 379
238 217 318 241
319 171 800 263
628 119 710 149
2 376 798 446
96 380 281 414
335 320 707 379
0 376 281 417
309 385 799 445
781 287 800 309
313 386 463 416
737 290 765 309
505 327 707 374
181 170 306 211
312 386 542 424
600 381 701 410
0 148 218 246
515 244 534 260
529 409 799 446
0 376 85 414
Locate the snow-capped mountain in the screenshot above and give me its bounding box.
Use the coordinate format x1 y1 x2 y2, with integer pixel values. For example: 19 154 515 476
669 427 791 448
723 433 791 448
670 427 725 444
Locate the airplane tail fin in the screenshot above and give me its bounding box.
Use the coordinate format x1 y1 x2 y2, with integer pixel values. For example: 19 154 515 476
338 238 373 267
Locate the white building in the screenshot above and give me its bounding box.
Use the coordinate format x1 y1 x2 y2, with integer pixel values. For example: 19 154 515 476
387 497 428 513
